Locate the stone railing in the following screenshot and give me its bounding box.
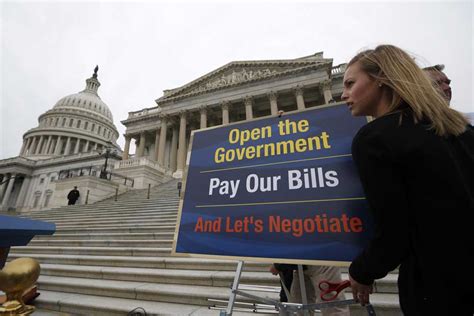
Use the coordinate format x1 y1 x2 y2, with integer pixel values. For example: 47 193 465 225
331 63 347 75
127 106 162 120
0 156 35 167
115 157 172 175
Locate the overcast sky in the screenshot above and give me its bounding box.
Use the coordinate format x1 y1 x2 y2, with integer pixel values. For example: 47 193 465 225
1 0 472 159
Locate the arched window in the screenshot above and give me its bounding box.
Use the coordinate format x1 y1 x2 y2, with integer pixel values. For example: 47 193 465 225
77 120 81 128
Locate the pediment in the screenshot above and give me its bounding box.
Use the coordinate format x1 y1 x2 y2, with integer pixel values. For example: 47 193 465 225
158 57 332 103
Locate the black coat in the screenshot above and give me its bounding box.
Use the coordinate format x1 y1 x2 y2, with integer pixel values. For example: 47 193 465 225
67 189 80 201
349 110 474 315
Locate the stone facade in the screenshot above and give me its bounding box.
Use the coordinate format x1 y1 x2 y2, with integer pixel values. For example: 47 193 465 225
0 67 123 213
118 52 346 179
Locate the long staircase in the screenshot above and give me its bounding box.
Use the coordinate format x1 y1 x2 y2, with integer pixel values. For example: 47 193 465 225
9 179 402 315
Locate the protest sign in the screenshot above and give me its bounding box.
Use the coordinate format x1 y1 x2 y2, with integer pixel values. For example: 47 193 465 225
172 103 374 265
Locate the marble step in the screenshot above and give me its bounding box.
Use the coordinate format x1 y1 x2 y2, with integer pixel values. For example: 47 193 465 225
36 275 279 307
36 276 401 315
29 239 174 247
33 232 175 240
29 212 178 221
36 198 180 209
52 225 176 234
9 252 398 277
34 290 271 316
39 264 279 287
28 206 179 218
54 222 177 230
42 214 178 224
8 254 270 271
37 264 399 293
31 200 179 210
11 246 173 257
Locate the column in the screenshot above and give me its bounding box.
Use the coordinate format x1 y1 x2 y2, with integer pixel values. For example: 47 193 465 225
1 174 15 210
244 96 253 120
0 175 6 202
83 140 90 153
158 116 168 165
74 138 81 154
35 136 44 155
268 91 278 115
200 106 208 129
64 137 71 155
170 125 178 172
153 129 160 161
295 86 306 110
122 136 131 159
21 138 31 156
176 111 187 173
15 176 31 210
221 101 229 125
320 80 334 104
54 136 62 155
44 135 53 154
29 137 37 156
137 132 146 157
19 140 27 156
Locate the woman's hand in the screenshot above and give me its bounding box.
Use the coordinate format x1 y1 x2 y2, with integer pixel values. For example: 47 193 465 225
349 275 373 306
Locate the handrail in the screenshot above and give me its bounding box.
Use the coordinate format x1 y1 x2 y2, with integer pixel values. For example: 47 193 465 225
57 166 134 187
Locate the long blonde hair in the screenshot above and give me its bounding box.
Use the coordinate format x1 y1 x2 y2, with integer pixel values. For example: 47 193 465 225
348 44 468 136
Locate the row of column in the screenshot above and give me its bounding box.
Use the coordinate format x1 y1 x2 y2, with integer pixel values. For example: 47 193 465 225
122 82 333 174
20 135 101 157
0 173 30 211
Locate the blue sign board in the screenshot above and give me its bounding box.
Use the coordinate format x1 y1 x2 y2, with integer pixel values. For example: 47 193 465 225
172 103 374 264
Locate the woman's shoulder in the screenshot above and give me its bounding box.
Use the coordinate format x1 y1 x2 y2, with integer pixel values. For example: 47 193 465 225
352 110 423 159
354 111 410 141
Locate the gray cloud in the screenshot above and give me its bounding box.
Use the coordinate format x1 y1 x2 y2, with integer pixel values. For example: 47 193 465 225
1 1 472 158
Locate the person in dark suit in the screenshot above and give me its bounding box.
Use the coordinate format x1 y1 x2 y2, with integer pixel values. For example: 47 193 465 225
341 44 473 315
269 263 294 302
67 186 80 205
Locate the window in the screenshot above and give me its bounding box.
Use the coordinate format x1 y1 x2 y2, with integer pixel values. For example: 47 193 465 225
62 118 66 127
77 120 81 128
33 193 41 208
84 121 89 129
91 123 95 131
44 194 51 207
39 178 45 184
55 118 59 126
69 119 74 127
50 176 56 182
98 126 101 134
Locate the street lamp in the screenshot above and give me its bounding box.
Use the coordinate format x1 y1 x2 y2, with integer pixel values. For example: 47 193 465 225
98 147 117 179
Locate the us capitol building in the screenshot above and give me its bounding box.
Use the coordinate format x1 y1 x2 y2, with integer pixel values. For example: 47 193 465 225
0 52 346 213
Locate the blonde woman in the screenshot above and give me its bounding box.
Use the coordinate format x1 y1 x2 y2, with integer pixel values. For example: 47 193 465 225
341 45 473 315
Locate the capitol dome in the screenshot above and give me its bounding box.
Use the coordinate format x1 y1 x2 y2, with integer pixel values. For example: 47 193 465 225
20 66 121 160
